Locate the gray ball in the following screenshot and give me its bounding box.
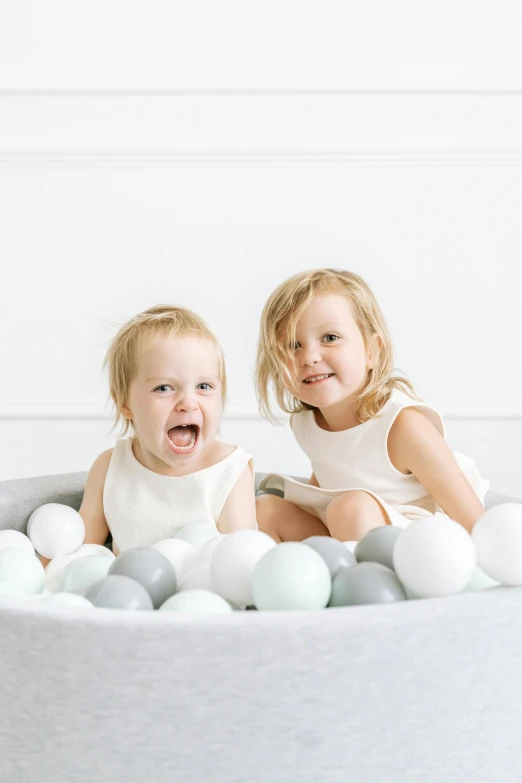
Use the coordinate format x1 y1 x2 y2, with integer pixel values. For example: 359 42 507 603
84 575 154 610
329 562 407 607
108 547 178 609
354 526 402 571
302 536 356 579
255 488 284 499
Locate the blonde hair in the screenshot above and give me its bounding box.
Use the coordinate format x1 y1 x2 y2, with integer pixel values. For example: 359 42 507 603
255 268 419 425
103 304 227 437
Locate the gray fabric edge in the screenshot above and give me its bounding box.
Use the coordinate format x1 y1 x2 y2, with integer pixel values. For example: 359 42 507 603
0 470 520 532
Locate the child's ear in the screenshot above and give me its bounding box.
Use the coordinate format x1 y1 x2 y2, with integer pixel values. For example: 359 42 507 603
121 404 133 420
367 334 383 369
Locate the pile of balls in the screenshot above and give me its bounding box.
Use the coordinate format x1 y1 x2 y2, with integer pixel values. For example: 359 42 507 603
0 500 521 613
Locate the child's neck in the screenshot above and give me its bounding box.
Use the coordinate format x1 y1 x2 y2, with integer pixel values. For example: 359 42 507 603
315 403 363 432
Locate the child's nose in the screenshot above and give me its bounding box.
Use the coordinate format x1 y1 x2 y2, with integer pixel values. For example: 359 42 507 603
300 346 322 366
174 393 199 412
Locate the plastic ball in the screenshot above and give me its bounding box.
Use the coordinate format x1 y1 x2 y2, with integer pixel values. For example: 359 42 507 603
471 503 522 585
44 544 115 593
0 580 28 599
60 555 113 593
302 536 356 579
174 523 219 549
108 547 177 608
0 548 45 594
463 565 500 592
84 575 154 610
210 530 276 607
195 534 228 566
0 529 35 555
178 561 215 592
252 542 332 611
354 525 402 571
27 503 85 559
393 513 476 598
151 538 197 578
330 562 407 606
159 589 233 613
43 592 95 608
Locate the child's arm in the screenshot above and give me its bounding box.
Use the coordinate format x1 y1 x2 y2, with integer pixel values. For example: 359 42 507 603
309 473 319 487
38 449 113 568
217 463 257 533
388 408 485 534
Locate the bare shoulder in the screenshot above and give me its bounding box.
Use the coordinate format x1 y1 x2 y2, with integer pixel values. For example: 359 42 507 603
90 447 114 476
83 447 114 492
388 407 442 473
208 441 238 465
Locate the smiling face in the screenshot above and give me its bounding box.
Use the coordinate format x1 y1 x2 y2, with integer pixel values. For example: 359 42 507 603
122 334 223 473
282 294 377 424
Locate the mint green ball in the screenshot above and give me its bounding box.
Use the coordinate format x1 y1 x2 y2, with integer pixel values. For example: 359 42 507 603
60 555 113 593
252 542 332 611
0 548 45 594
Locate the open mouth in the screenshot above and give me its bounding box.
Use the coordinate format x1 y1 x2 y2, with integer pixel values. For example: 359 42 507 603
303 373 335 384
166 424 200 454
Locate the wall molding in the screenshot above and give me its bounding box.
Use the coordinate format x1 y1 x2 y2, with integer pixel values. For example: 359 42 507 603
0 405 521 421
2 150 522 167
3 90 522 96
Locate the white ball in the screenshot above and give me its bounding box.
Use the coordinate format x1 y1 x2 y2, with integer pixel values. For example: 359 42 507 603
28 503 85 559
0 529 35 554
472 503 522 585
210 530 276 607
0 548 45 594
44 544 114 593
159 589 233 613
194 534 228 566
43 592 95 608
393 513 476 598
151 538 197 579
174 523 218 549
178 561 216 592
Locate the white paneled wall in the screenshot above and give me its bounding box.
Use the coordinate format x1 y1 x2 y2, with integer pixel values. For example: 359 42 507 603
0 2 521 495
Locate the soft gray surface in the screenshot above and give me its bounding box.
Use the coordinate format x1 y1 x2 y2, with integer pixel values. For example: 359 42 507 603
2 588 522 782
0 470 520 533
0 471 522 782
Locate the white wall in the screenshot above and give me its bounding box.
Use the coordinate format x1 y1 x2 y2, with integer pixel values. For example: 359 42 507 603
1 1 521 496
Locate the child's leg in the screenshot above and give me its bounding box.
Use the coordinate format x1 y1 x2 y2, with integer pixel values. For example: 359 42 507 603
256 494 330 543
325 490 390 541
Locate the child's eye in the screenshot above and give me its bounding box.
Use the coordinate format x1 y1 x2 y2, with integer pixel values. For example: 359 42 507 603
154 385 172 393
323 334 339 343
289 341 301 350
198 383 214 390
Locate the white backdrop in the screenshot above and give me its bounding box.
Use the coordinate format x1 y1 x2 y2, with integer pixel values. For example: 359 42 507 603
0 1 521 496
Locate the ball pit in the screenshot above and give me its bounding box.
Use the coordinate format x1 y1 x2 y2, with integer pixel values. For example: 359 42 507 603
0 470 521 782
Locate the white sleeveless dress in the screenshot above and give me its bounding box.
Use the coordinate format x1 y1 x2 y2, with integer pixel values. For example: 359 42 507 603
104 438 254 553
258 389 489 528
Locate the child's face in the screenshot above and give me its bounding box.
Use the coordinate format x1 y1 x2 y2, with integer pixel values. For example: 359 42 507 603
282 294 375 411
122 334 223 468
